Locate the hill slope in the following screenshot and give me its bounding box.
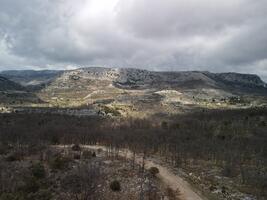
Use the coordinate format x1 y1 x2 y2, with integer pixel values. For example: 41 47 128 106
42 67 267 93
0 76 41 105
1 67 266 114
0 70 63 91
34 67 267 115
0 76 26 91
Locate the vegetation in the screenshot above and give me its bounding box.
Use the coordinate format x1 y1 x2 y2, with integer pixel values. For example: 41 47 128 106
71 144 81 151
0 107 266 199
110 180 121 191
149 167 159 177
31 163 46 179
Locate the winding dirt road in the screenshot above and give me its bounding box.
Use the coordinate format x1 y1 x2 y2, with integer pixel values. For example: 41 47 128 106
57 145 206 200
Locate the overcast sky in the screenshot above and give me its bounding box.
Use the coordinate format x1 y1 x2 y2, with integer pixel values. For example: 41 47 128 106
0 0 267 80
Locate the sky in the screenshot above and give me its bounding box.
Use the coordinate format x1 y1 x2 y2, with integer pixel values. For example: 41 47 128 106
0 0 267 81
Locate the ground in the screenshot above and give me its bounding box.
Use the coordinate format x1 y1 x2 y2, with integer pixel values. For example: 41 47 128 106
0 145 175 200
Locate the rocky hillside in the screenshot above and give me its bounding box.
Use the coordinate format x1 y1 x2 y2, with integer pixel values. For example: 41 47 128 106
1 67 267 112
0 76 26 91
2 67 266 92
44 67 267 92
0 70 63 87
0 76 41 105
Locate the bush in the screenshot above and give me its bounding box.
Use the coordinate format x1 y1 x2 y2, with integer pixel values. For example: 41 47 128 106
49 155 71 170
110 180 121 191
71 144 81 151
149 167 159 176
82 150 92 159
0 143 9 155
26 189 52 200
161 121 168 129
92 152 96 157
31 163 46 179
5 151 23 162
20 177 40 194
50 135 60 145
165 187 178 200
27 144 47 155
221 164 236 178
73 153 81 160
102 106 120 116
0 193 17 200
61 174 82 194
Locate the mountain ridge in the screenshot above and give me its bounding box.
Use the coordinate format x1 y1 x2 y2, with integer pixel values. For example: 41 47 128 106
0 76 26 91
1 67 267 114
54 67 267 91
1 67 266 84
1 67 266 95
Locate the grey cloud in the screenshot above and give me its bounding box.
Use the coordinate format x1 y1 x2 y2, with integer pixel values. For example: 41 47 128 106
0 0 267 81
208 21 267 66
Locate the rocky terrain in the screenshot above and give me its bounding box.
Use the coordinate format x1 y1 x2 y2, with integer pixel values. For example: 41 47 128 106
1 67 267 116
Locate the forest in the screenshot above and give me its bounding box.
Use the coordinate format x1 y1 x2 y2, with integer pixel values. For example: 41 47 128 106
0 107 266 199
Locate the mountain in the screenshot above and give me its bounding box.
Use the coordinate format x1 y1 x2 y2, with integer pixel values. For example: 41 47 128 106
0 76 26 91
1 67 266 114
0 76 41 105
3 68 265 91
33 67 267 115
0 70 63 91
42 67 267 92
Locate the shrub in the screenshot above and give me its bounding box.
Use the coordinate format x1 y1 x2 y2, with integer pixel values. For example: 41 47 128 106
5 151 23 162
73 153 81 160
165 187 177 200
221 186 227 194
110 180 121 191
209 185 217 191
259 120 266 127
149 167 159 176
102 106 120 116
71 144 81 151
26 189 52 200
20 177 40 194
27 144 47 155
0 143 9 155
50 135 60 145
161 121 168 129
0 147 7 155
61 174 82 194
0 193 17 200
49 155 71 170
82 150 92 159
92 152 96 157
221 164 236 178
31 163 46 179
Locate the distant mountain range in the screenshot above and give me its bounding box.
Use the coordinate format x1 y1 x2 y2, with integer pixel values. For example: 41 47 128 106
1 68 266 90
0 76 26 91
1 67 267 113
0 75 41 104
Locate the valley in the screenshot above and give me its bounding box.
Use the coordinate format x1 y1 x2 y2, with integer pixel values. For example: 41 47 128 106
1 67 267 117
0 67 267 200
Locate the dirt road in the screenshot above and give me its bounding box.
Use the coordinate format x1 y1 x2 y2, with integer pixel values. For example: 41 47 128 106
57 145 206 200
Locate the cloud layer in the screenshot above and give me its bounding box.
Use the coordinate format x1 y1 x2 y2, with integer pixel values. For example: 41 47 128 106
0 0 267 80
